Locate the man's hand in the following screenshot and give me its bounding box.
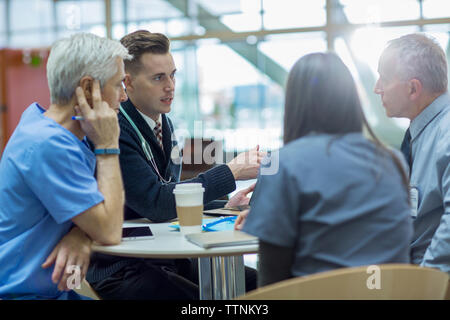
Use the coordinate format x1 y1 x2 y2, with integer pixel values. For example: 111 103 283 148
234 209 250 231
42 227 92 292
74 80 120 149
225 183 255 208
227 146 266 180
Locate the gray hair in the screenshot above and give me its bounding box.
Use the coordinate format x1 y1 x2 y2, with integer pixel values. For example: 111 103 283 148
47 33 132 105
386 33 448 93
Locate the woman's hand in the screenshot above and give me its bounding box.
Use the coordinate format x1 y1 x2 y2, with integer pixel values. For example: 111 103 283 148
234 209 250 231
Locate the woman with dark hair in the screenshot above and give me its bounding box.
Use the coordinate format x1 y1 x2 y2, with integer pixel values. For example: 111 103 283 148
236 53 413 288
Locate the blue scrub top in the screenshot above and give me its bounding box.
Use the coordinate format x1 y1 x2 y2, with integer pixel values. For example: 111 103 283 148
243 133 413 277
0 103 104 299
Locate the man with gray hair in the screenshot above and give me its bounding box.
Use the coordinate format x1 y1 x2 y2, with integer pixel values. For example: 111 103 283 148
0 33 130 299
374 33 450 274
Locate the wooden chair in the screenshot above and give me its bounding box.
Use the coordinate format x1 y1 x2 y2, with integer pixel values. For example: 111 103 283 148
74 278 101 300
238 264 449 300
446 280 450 300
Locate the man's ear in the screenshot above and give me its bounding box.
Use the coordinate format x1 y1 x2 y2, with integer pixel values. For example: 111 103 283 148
409 79 423 101
124 74 134 93
79 76 94 105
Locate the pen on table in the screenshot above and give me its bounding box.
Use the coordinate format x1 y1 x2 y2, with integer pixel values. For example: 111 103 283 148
202 216 237 229
72 116 84 120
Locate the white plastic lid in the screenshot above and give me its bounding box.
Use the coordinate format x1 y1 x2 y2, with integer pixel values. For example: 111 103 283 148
173 183 204 194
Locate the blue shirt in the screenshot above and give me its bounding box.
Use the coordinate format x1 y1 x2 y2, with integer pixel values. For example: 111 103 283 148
0 103 104 299
409 92 450 273
243 133 413 277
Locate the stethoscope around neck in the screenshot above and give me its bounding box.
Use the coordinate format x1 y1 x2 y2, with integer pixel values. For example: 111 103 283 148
120 106 172 184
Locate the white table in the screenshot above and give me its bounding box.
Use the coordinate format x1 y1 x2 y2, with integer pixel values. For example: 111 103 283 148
92 219 258 300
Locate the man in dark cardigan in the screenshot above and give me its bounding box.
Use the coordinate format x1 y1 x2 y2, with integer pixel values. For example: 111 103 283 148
86 30 264 300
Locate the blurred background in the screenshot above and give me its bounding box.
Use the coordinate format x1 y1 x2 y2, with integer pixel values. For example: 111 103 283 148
1 0 450 157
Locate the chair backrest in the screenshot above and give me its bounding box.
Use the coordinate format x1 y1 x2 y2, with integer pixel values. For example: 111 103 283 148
446 280 450 300
238 264 449 300
74 278 101 300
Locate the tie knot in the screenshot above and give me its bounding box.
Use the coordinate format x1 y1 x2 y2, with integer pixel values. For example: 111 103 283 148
154 121 162 136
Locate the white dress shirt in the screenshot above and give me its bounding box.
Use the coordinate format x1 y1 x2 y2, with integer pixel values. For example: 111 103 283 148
136 109 162 132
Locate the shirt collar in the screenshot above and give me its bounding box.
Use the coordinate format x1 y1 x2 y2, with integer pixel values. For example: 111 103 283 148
136 109 162 131
410 92 449 141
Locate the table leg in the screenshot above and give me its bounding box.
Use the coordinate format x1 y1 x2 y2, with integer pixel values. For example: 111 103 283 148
198 255 245 300
198 257 212 300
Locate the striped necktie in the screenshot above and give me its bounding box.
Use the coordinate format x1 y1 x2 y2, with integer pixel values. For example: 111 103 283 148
154 119 164 151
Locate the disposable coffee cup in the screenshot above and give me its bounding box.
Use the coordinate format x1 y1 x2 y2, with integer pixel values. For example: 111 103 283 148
173 183 205 235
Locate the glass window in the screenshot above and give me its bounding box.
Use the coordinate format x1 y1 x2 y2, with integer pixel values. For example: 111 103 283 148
126 0 183 20
167 17 202 37
2 0 448 152
196 42 264 119
349 25 419 75
193 40 284 151
113 23 126 40
56 24 106 41
112 0 125 23
422 24 450 50
263 0 326 29
10 0 53 31
220 13 262 32
55 0 105 29
0 35 6 48
88 25 107 37
422 24 450 92
423 0 450 19
175 0 251 33
196 0 246 16
127 20 167 34
259 32 327 71
168 45 201 142
340 0 420 24
10 31 55 48
0 0 6 34
195 0 262 32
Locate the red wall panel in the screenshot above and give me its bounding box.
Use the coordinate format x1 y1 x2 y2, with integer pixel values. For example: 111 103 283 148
0 49 50 154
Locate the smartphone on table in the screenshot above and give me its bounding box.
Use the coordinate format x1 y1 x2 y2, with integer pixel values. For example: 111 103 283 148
122 226 154 241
